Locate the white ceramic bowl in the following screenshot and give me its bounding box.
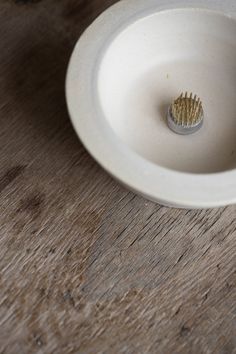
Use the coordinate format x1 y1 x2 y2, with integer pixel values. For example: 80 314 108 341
66 0 236 209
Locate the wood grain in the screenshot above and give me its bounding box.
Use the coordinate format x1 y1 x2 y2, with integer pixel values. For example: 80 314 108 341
0 1 235 353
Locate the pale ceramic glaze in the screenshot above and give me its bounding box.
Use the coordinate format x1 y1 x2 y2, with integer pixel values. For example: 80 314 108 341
66 0 236 209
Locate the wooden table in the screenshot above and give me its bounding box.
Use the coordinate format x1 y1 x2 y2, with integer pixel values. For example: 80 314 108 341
0 1 235 353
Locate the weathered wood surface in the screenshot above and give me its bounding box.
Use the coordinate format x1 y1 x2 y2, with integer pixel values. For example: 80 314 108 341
0 1 235 353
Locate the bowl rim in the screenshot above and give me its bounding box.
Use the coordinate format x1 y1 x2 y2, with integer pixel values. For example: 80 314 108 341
66 0 236 209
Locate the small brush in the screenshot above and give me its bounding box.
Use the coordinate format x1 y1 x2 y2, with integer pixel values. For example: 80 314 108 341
167 92 204 135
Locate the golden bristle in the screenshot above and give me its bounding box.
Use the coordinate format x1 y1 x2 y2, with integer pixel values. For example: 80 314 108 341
171 92 203 126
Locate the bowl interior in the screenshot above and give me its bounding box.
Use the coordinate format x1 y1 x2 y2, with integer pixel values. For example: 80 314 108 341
98 9 236 174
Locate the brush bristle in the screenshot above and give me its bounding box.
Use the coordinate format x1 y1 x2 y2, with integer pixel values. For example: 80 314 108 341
171 92 203 126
